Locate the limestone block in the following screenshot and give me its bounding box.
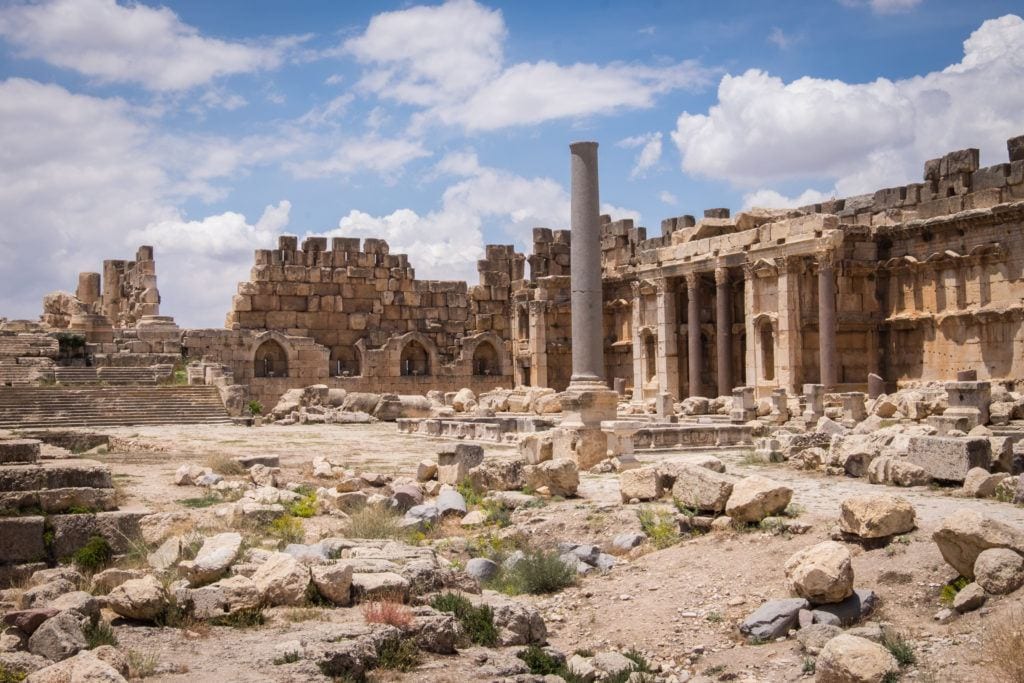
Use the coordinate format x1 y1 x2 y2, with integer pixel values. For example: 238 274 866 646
905 436 990 482
839 494 916 539
670 465 734 513
933 509 1024 578
436 444 484 486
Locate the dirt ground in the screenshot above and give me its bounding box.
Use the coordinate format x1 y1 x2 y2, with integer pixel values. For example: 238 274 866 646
56 422 1023 682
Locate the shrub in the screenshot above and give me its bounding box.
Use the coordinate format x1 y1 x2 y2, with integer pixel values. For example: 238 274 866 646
206 454 246 476
268 515 305 545
247 400 263 416
361 595 413 628
984 605 1024 682
881 630 916 667
517 645 562 676
126 650 159 679
178 494 221 509
939 576 969 605
0 664 27 683
483 499 512 528
72 535 113 571
637 507 680 549
430 592 499 646
288 492 318 518
84 621 118 648
489 548 575 595
375 637 420 672
456 479 484 507
347 506 404 540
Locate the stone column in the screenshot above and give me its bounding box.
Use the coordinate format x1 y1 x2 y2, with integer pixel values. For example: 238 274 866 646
655 279 680 400
817 251 838 389
715 265 732 397
568 141 605 389
686 272 702 398
562 141 618 467
76 273 101 306
630 281 645 403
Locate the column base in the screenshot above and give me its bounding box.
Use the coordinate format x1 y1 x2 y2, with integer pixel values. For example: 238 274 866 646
558 387 619 470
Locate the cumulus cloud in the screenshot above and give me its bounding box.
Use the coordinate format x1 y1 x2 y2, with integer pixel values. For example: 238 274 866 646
128 201 291 324
741 188 833 210
658 190 679 205
345 0 711 131
673 14 1024 200
318 151 640 282
0 0 301 91
0 77 299 327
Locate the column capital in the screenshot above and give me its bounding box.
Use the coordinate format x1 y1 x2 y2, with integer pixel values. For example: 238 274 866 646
714 266 730 286
816 249 837 270
685 271 701 290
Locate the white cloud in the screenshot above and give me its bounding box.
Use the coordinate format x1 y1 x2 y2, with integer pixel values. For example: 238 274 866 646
320 151 640 282
618 132 663 179
199 89 248 111
0 77 302 327
345 0 711 131
658 190 679 205
673 14 1024 199
0 0 300 91
127 202 290 324
287 135 430 180
768 27 791 49
741 188 833 210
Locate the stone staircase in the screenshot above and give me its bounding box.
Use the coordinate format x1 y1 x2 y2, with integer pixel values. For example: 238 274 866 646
0 386 233 428
0 436 149 584
53 366 172 385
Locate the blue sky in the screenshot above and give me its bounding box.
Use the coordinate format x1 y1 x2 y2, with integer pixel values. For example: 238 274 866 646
1 0 1022 327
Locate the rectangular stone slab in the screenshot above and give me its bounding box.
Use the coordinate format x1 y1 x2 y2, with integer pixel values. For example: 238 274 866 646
0 439 41 464
0 516 45 564
0 461 112 492
906 436 991 482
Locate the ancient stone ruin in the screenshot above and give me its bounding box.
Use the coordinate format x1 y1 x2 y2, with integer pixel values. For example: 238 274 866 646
2 136 1024 682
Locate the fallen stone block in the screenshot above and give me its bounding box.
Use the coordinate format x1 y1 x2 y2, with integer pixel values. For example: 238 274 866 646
906 436 990 482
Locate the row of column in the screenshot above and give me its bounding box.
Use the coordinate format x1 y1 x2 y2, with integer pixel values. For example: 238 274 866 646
654 251 837 399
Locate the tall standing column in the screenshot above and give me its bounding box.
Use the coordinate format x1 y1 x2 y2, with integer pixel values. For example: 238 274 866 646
686 272 702 398
655 279 680 400
818 252 838 389
568 141 605 389
715 265 732 397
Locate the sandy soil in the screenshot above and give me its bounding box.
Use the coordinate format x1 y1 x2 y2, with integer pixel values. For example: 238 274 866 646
30 422 1019 682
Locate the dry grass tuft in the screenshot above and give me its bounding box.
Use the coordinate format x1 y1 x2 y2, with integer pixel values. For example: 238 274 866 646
206 454 246 476
984 604 1024 682
361 592 413 628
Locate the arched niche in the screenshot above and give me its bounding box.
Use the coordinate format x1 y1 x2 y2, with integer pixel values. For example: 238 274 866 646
400 340 431 376
473 340 501 376
254 339 288 378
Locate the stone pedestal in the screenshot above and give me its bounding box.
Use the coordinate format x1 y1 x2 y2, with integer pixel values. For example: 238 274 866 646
944 380 991 429
655 392 674 419
841 392 867 427
613 377 626 396
560 389 618 469
730 386 756 424
802 383 825 425
769 388 790 424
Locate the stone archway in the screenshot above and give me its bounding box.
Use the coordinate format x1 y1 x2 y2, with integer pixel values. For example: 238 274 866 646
400 340 431 376
473 340 500 376
254 339 288 378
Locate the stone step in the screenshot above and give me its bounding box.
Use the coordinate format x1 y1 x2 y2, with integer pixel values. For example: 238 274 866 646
0 386 231 428
0 460 112 492
0 439 41 464
0 486 118 515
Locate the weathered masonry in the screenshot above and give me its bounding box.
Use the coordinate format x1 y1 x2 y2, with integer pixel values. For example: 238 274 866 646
12 133 1024 412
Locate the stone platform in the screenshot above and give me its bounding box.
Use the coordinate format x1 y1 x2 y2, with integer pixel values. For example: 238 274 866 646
396 415 557 442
